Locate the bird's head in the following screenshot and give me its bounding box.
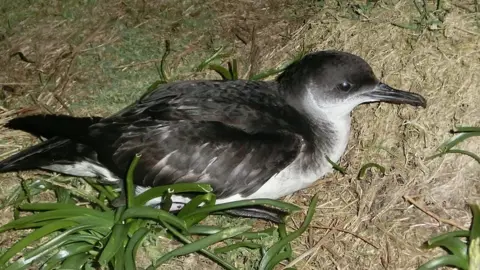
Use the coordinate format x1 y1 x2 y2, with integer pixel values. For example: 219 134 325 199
277 51 427 118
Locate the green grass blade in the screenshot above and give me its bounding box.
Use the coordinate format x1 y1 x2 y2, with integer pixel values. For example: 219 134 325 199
391 22 419 30
7 227 95 270
53 233 101 244
114 250 126 270
188 225 276 239
227 61 234 79
196 46 224 71
178 193 216 226
357 163 386 180
158 40 171 82
114 205 126 223
126 218 148 237
41 242 93 270
7 214 112 236
19 202 93 211
265 251 291 270
446 149 480 164
0 220 78 266
126 154 142 209
150 225 250 269
12 220 56 230
425 238 467 261
20 224 94 263
187 224 224 235
229 59 238 80
1 208 113 233
65 216 113 235
209 64 231 80
60 252 91 269
250 68 285 81
53 186 73 204
258 194 318 270
83 178 118 202
214 242 263 254
469 237 480 270
232 228 279 240
142 80 168 98
426 152 445 161
0 210 75 232
158 190 172 211
470 204 480 240
181 199 300 220
19 180 32 204
417 254 468 270
424 230 470 247
98 223 130 266
124 227 150 270
121 206 187 230
278 223 292 261
158 222 237 270
326 156 346 175
133 183 212 207
437 132 480 152
454 126 480 133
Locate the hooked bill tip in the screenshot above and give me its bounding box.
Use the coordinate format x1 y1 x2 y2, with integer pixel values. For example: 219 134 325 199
364 83 427 108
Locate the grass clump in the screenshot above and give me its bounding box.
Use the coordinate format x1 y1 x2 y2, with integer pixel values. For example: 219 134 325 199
428 126 480 164
0 154 318 269
418 125 480 269
418 204 480 270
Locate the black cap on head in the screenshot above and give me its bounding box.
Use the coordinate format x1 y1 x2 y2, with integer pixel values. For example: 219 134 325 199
276 50 426 116
277 51 376 96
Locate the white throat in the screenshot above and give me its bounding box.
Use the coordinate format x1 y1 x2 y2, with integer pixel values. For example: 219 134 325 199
302 88 354 163
322 113 351 163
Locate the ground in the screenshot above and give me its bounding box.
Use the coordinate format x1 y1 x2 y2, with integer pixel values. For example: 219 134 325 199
0 0 480 269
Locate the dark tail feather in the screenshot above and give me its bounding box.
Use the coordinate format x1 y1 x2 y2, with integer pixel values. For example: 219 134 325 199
5 114 102 139
0 137 97 173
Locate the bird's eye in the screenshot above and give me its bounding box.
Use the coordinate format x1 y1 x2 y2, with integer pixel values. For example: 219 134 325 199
338 82 352 91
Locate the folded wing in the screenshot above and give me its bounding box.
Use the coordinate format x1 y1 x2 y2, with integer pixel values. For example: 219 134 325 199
89 80 309 198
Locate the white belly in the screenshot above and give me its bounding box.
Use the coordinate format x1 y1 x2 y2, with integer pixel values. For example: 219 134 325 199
217 153 331 203
139 150 338 210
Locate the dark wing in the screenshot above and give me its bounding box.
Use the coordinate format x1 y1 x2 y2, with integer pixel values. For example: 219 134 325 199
89 80 310 198
109 80 310 134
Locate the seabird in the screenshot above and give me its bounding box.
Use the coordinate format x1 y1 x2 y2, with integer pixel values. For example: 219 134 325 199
0 50 426 221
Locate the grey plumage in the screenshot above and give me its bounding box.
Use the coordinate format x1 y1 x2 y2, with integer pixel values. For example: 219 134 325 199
88 80 325 199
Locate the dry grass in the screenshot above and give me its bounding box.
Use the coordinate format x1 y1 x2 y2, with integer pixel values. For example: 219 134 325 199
261 1 480 269
1 0 480 269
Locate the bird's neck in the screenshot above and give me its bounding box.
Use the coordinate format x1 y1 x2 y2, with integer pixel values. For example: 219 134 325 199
300 107 352 173
319 114 351 163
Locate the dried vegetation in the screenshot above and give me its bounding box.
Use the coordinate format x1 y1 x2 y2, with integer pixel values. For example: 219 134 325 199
0 0 479 269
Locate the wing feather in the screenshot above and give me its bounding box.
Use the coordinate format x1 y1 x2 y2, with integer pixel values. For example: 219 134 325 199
89 80 310 198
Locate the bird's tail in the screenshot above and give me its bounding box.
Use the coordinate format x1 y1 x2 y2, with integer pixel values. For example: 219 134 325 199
5 114 102 139
0 114 102 174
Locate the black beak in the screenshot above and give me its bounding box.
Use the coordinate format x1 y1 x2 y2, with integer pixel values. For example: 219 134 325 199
363 83 427 108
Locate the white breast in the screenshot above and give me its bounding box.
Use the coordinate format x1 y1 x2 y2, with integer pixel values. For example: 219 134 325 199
216 114 352 203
